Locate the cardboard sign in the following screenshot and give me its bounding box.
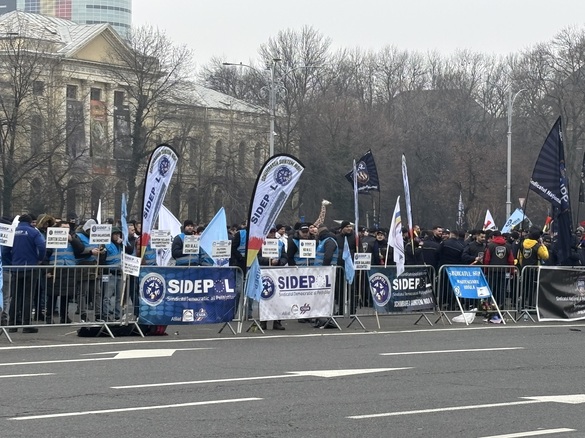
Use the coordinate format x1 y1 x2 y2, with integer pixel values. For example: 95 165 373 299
299 240 316 259
0 223 15 247
183 235 200 254
262 238 280 257
46 227 69 249
212 240 231 258
354 253 372 270
123 252 142 277
89 224 112 245
150 230 172 249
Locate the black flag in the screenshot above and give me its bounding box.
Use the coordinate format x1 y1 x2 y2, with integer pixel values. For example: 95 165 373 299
345 149 380 193
529 117 573 264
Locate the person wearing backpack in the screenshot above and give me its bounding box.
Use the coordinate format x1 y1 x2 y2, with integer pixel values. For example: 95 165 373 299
518 228 549 309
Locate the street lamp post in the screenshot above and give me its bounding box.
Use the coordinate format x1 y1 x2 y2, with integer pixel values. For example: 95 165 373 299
223 58 281 157
506 87 527 219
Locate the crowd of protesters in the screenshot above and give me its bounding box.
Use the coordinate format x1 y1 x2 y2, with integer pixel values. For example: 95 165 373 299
1 208 581 333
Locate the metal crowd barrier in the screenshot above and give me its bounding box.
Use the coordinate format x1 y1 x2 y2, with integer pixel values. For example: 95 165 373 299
1 264 246 342
436 264 520 323
242 265 346 333
348 265 437 328
0 265 143 340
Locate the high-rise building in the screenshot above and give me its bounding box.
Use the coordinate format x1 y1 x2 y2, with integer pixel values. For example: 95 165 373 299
2 0 132 37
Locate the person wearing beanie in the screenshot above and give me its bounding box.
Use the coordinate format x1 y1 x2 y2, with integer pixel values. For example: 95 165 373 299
172 219 199 266
7 213 46 332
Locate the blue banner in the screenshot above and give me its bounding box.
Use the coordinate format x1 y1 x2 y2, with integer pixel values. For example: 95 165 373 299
138 267 237 325
445 266 491 299
368 267 435 313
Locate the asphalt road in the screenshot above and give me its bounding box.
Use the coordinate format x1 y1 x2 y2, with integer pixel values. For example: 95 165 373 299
1 318 585 438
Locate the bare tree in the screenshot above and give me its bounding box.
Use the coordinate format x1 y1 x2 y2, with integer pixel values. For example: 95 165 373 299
103 25 194 215
0 18 72 217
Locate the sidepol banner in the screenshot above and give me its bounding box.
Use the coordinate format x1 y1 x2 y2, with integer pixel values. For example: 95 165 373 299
368 267 435 313
259 266 335 321
537 266 585 321
138 267 237 325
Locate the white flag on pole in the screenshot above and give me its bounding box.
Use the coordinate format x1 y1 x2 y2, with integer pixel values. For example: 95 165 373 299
483 209 497 231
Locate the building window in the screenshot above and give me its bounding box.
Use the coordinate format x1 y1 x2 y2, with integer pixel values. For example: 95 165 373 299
90 87 102 101
215 140 223 173
238 141 246 169
114 91 124 107
189 137 199 166
254 142 263 171
66 85 78 100
33 80 44 96
31 114 43 153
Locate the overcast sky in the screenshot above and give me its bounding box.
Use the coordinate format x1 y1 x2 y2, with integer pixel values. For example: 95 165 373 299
132 0 585 68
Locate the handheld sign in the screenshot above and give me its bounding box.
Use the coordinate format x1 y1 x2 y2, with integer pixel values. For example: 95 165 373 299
150 229 172 249
299 240 316 259
0 223 15 247
354 253 372 270
89 224 112 245
262 238 280 258
183 235 200 255
212 240 231 258
123 252 142 277
46 227 69 249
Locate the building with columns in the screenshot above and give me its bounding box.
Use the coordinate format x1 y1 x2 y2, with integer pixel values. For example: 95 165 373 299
0 11 269 225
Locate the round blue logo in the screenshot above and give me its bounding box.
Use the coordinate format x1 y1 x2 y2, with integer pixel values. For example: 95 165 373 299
261 275 276 300
274 165 293 186
140 273 166 307
369 273 391 306
159 156 171 176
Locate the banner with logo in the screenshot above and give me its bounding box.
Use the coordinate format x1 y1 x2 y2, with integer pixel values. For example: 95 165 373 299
258 266 335 321
246 154 305 268
140 144 179 258
537 266 585 321
445 266 492 299
368 266 435 313
344 149 380 193
138 267 237 325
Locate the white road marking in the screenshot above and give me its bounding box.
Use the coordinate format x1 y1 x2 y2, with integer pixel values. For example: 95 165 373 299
0 348 210 367
478 428 576 438
9 397 263 421
83 348 206 359
522 394 585 404
0 323 582 351
0 373 54 379
380 347 524 356
349 400 541 418
349 394 585 419
113 368 411 389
